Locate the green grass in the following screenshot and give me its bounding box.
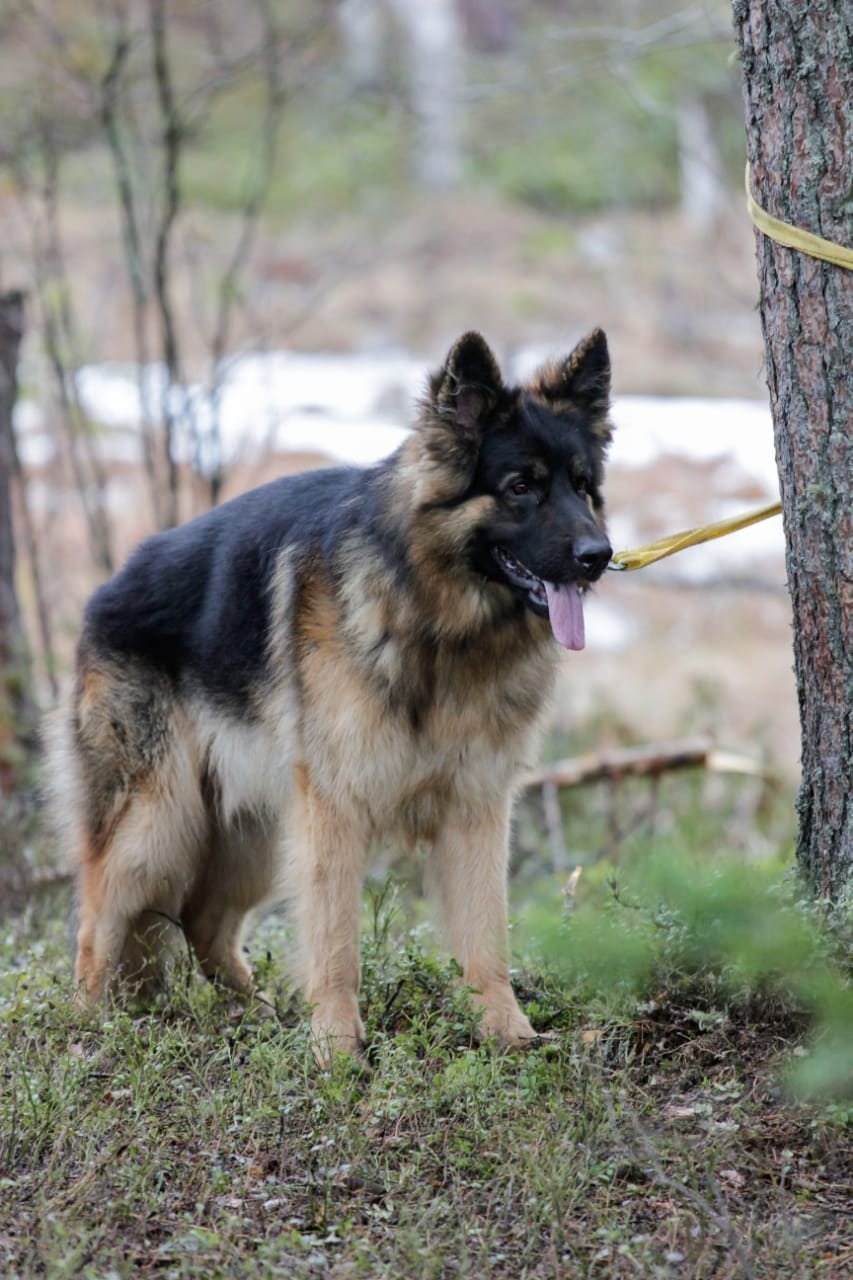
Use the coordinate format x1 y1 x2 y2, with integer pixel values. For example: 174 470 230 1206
1 772 851 1278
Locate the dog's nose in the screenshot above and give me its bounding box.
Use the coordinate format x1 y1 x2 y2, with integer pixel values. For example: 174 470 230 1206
574 534 612 580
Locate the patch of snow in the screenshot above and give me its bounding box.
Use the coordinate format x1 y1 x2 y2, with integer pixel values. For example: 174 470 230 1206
68 351 779 486
583 597 639 652
73 352 424 470
609 396 778 497
14 348 784 575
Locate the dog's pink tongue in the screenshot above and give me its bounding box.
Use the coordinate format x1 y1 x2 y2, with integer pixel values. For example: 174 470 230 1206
544 582 585 650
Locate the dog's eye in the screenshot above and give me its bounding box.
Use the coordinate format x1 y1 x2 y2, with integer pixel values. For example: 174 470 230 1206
509 479 532 497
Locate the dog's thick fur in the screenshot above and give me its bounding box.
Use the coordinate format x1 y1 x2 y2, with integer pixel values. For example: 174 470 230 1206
51 329 613 1061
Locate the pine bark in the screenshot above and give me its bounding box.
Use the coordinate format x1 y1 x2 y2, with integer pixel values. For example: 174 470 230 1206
734 2 853 902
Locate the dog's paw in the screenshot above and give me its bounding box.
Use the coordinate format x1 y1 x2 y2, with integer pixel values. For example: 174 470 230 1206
471 985 539 1047
252 990 279 1020
310 997 365 1069
227 989 279 1024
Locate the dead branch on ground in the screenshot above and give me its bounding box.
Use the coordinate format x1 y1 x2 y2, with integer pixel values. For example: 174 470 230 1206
525 736 773 793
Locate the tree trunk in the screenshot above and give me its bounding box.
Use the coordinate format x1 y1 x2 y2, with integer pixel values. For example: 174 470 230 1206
387 0 464 191
733 2 853 903
677 96 725 233
0 289 36 794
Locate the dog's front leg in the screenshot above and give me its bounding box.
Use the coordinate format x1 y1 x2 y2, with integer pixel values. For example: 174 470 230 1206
432 796 536 1046
292 770 367 1066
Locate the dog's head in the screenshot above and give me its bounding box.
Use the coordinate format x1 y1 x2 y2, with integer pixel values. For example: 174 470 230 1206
417 329 613 650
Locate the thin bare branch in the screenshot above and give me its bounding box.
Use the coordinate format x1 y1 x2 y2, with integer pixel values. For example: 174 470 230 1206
19 139 114 573
97 10 163 526
149 0 183 527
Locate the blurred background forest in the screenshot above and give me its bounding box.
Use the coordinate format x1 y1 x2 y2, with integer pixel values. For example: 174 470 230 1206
0 0 795 875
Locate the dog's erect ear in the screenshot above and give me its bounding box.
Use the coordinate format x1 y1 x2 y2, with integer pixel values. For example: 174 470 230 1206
537 328 611 418
433 331 504 433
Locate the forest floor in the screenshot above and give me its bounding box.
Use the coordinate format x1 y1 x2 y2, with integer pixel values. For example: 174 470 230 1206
2 848 851 1280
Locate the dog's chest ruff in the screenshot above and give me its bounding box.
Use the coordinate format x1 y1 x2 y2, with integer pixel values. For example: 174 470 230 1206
295 615 555 840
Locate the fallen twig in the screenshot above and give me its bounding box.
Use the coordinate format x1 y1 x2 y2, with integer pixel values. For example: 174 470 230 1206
525 735 773 791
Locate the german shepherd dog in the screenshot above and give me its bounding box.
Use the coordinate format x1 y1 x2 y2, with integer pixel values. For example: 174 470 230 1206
51 328 613 1063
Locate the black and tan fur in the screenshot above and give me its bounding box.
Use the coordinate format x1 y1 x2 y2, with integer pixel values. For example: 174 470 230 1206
50 329 614 1062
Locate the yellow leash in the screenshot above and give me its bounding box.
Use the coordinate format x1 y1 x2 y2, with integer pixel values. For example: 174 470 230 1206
745 163 853 272
609 499 783 572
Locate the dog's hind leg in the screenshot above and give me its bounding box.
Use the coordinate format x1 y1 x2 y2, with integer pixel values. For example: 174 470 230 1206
73 751 207 1008
431 795 537 1046
74 854 131 1006
181 817 280 1014
185 906 257 996
58 659 206 1007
